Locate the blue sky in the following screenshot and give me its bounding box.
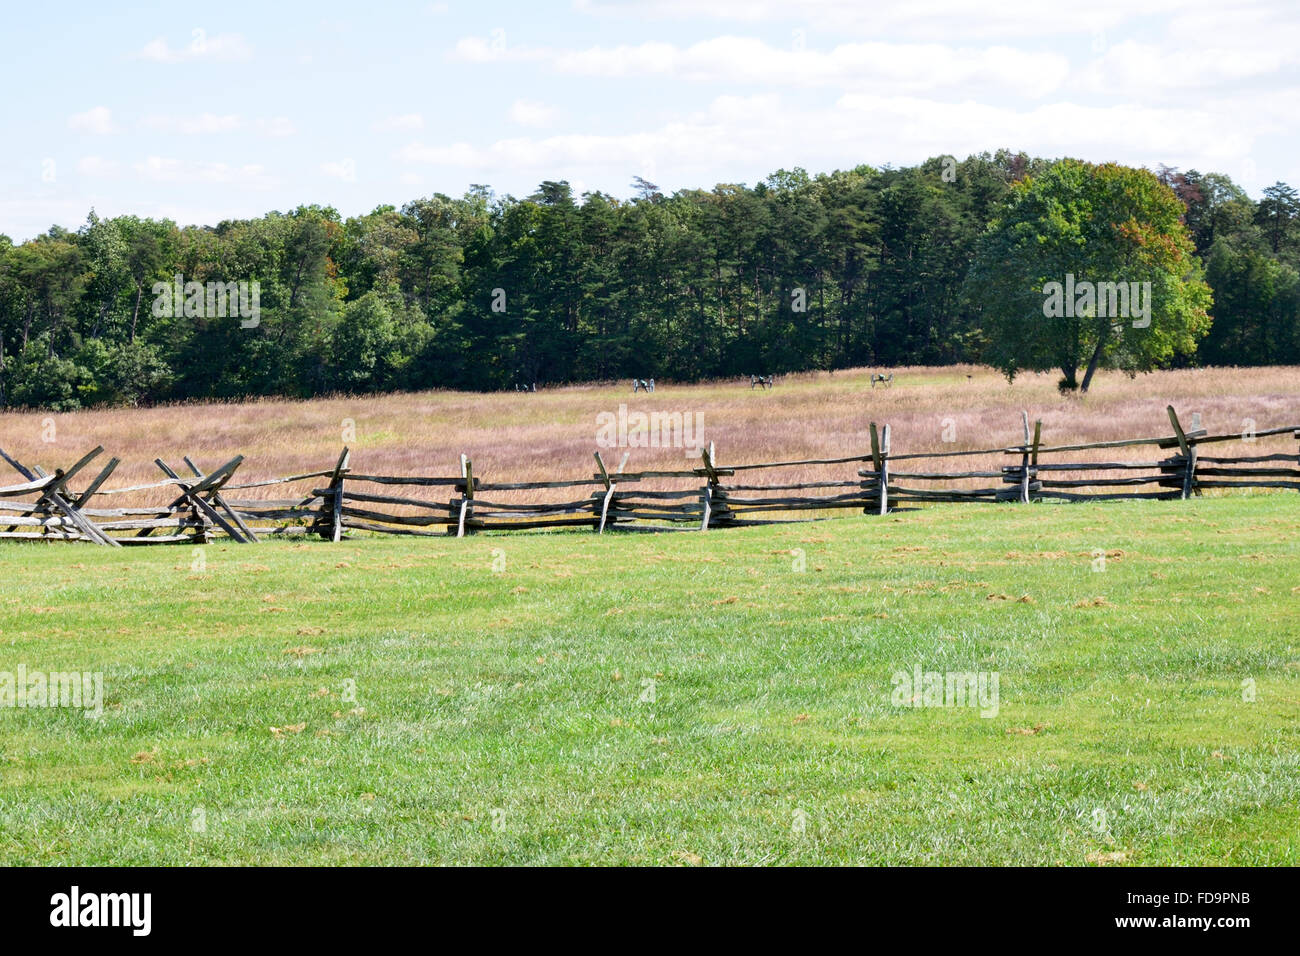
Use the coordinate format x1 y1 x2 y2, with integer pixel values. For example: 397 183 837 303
3 0 1297 241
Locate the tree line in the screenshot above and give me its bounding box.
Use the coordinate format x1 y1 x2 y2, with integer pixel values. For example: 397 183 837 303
1 150 1297 410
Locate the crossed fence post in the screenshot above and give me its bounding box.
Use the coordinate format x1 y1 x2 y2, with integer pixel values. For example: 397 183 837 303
316 447 351 541
0 446 120 545
155 456 252 543
864 423 890 515
593 451 618 533
698 442 733 529
1013 411 1042 504
455 455 475 537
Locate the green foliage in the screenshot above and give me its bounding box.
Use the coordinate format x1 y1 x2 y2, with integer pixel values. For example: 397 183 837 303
5 337 94 411
0 155 1294 409
970 160 1213 392
75 339 172 406
331 292 414 391
1202 245 1300 364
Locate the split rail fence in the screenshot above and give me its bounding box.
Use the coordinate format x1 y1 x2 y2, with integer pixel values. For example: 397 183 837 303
1 406 1297 546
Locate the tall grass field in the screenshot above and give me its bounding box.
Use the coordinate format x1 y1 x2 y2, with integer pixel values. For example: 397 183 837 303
3 365 1298 497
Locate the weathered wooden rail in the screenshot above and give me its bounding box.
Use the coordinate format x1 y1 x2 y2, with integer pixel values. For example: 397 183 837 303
1 407 1296 545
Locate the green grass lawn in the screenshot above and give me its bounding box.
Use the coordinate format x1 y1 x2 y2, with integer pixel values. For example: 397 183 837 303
1 495 1298 865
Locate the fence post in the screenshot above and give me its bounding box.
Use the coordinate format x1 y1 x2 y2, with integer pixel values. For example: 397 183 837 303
319 447 350 542
457 454 474 537
1030 418 1042 502
880 424 891 515
72 456 120 509
699 442 719 530
185 455 260 543
594 451 616 534
868 423 890 515
157 456 248 543
1018 412 1040 504
867 423 880 514
5 446 119 546
3 447 97 543
1167 406 1198 500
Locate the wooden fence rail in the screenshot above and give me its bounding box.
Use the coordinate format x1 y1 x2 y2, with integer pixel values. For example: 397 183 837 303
2 406 1297 545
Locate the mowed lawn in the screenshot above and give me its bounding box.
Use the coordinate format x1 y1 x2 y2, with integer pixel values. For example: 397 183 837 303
1 496 1298 865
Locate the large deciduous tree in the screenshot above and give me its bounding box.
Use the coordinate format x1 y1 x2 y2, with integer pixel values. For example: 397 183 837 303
969 159 1212 392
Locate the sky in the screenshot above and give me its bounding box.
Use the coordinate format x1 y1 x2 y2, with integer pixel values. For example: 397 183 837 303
2 0 1298 242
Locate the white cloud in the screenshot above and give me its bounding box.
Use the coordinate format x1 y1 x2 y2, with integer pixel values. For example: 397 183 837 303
451 34 546 63
1163 0 1300 50
552 41 676 77
373 113 425 132
138 114 296 137
321 159 358 182
133 156 273 187
139 113 243 135
397 96 781 173
0 197 112 240
77 156 120 177
594 37 1064 95
455 35 1069 96
394 90 1268 193
508 99 559 128
148 202 268 228
68 107 116 135
138 32 253 63
832 94 1255 167
1075 39 1294 96
256 117 297 138
571 0 1180 39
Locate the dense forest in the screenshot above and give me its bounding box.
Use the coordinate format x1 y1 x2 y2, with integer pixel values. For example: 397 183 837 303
1 150 1297 410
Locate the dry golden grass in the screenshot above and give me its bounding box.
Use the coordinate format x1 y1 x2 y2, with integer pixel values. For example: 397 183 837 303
1 365 1296 507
